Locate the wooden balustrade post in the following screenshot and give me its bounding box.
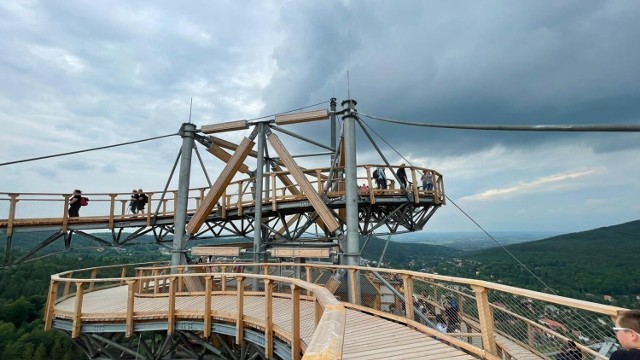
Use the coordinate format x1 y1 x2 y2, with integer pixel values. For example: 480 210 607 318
162 199 167 215
402 274 414 321
221 193 227 219
366 167 375 204
348 268 358 304
316 169 323 193
126 280 136 337
177 267 184 293
62 195 70 232
120 266 127 286
88 269 97 292
153 269 159 294
72 281 84 338
305 266 312 296
108 194 116 229
237 182 243 215
271 173 277 210
145 193 153 225
204 276 212 338
315 298 323 327
6 194 19 238
236 276 245 345
44 280 58 331
527 323 535 349
120 200 127 218
172 191 178 215
199 188 205 209
411 168 419 203
63 273 73 296
471 285 498 355
291 284 301 360
457 293 465 316
167 278 176 335
221 266 227 292
264 278 274 358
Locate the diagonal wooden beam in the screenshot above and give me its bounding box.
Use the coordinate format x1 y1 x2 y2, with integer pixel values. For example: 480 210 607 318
267 132 340 234
207 143 250 174
187 137 255 234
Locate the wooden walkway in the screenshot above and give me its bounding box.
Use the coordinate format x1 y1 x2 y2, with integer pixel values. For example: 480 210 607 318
52 286 476 359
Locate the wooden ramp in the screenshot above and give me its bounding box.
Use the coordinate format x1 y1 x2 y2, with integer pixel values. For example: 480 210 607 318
52 286 476 359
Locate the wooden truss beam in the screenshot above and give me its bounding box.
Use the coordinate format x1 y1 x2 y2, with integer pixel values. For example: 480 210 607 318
207 143 250 174
267 133 340 234
187 137 255 234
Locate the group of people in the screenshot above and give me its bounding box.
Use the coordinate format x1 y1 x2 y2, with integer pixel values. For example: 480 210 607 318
371 164 433 191
129 189 148 214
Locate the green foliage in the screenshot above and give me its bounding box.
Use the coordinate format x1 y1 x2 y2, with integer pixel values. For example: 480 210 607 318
460 220 640 306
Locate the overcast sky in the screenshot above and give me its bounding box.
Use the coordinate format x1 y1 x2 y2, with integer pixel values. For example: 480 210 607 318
1 1 639 233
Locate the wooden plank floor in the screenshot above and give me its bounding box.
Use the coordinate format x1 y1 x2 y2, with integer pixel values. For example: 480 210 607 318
53 286 477 359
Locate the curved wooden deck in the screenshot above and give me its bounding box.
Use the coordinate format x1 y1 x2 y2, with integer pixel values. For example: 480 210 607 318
51 285 475 360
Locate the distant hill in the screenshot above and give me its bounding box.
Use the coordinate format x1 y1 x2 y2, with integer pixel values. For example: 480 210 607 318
360 236 461 265
464 219 640 301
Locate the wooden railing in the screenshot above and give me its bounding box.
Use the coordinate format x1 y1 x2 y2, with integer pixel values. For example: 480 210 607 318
45 262 622 359
0 164 444 235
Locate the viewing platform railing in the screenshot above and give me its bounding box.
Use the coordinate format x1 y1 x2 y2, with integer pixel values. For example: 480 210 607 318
0 165 444 235
45 262 623 359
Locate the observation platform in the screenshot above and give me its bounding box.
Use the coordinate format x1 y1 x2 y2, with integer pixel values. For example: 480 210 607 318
1 165 444 265
45 262 623 359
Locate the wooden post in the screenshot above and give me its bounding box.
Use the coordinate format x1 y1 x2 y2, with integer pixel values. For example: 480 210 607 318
271 173 277 210
291 284 301 360
221 266 227 292
204 276 212 338
120 200 126 218
44 280 58 331
527 323 535 349
177 267 184 293
71 282 84 338
120 266 127 287
305 266 312 296
238 181 244 215
108 194 116 229
145 193 153 226
411 168 419 203
88 269 97 292
6 194 19 238
472 285 497 355
62 195 70 232
236 276 245 345
221 192 227 219
167 278 176 335
63 273 73 297
348 269 358 304
173 190 178 215
264 278 273 358
315 298 323 327
366 167 375 204
126 280 136 337
402 274 414 321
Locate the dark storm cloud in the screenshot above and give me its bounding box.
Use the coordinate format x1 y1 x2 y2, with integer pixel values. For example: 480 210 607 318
263 1 640 156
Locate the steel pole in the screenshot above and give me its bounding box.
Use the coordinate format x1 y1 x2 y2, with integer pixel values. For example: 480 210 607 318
253 123 266 289
342 99 361 304
330 97 337 150
172 123 196 267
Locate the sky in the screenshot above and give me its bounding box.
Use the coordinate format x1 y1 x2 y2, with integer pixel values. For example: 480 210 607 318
1 0 639 233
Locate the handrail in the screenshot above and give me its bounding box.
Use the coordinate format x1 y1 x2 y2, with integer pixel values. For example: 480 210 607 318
0 165 444 236
46 262 623 359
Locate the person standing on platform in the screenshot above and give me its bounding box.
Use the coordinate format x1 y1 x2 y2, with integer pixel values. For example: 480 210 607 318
129 189 139 214
611 310 640 360
137 189 148 215
68 189 82 217
421 170 433 191
397 163 408 189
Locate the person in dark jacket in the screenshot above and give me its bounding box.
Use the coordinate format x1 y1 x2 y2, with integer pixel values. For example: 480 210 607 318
68 189 82 217
396 163 408 189
137 189 148 214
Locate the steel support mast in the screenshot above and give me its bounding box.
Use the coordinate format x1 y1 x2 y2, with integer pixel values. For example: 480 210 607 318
172 123 196 267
